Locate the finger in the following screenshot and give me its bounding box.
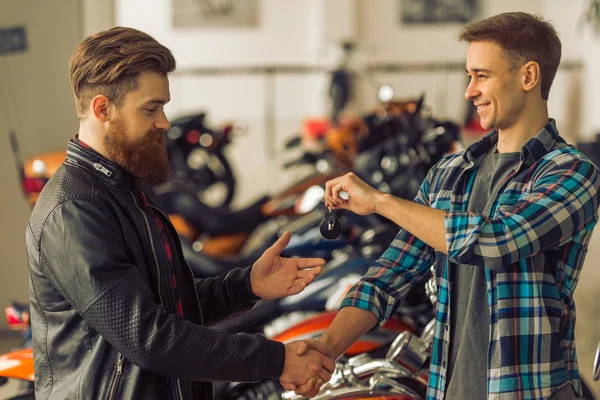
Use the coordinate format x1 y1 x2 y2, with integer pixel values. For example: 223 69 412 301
301 379 323 399
331 183 348 206
313 365 332 383
296 341 308 355
295 265 322 279
268 231 291 256
322 356 336 374
280 380 297 391
302 340 331 358
296 270 316 284
294 379 315 396
324 177 342 203
314 379 324 394
294 378 315 394
287 281 307 296
296 258 325 270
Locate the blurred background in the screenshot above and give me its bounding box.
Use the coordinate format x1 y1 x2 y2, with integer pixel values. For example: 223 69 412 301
2 0 600 399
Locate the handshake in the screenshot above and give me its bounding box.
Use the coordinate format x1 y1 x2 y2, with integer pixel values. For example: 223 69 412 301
279 339 335 398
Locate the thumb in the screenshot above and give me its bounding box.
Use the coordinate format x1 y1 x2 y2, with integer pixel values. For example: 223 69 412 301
268 231 291 256
296 338 329 356
296 340 308 355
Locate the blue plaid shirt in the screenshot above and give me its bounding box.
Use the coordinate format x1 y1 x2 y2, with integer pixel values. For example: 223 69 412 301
341 119 600 399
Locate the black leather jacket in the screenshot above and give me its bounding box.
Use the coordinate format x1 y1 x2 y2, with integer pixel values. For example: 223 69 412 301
25 140 285 399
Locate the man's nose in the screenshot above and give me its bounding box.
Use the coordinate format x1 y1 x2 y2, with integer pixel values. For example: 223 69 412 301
465 81 480 101
155 111 171 131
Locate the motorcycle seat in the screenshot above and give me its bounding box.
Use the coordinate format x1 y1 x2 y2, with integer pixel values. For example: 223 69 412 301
155 185 269 236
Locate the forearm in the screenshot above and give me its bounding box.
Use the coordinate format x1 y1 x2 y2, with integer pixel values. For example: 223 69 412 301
318 308 379 360
375 193 447 254
196 266 260 325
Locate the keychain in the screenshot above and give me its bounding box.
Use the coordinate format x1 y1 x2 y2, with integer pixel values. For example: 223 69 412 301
320 191 349 239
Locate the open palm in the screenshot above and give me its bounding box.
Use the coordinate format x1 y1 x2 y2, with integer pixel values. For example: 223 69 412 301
250 232 325 299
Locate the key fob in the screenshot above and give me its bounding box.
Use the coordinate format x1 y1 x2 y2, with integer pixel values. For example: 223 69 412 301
320 207 342 239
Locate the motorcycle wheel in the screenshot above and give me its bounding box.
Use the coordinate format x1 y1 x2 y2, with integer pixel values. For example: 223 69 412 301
186 149 236 208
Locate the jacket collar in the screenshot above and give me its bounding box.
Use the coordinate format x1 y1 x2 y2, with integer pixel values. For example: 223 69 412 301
66 137 133 188
463 118 566 166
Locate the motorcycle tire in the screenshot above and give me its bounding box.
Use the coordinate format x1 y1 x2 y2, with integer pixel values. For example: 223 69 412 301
186 149 236 208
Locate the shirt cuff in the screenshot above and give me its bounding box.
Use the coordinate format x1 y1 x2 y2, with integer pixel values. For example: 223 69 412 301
445 211 480 264
339 281 397 327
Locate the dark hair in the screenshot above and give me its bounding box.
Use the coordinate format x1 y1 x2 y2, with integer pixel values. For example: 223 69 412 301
69 27 176 119
459 12 561 100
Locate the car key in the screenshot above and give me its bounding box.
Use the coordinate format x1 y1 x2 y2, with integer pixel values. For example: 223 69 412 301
320 191 349 239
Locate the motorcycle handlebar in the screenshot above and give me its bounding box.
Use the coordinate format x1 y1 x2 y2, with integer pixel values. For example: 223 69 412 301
282 153 318 169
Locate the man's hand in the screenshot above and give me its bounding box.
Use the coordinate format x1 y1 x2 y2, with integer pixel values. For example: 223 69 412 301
324 172 383 215
279 340 335 397
251 232 325 299
284 339 335 397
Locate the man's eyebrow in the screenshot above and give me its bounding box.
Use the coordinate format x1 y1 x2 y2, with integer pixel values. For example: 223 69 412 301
143 98 170 105
466 68 492 74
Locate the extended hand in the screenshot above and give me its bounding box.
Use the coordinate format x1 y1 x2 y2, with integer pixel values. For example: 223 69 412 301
250 232 325 299
324 172 382 216
279 340 335 397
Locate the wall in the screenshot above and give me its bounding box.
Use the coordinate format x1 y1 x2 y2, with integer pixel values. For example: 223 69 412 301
0 0 82 330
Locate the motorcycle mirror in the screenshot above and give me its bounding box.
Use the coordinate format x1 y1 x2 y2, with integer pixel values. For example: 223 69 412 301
295 185 325 214
594 341 600 380
378 85 394 103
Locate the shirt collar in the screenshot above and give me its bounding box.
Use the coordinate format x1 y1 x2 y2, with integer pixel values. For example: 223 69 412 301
463 118 566 166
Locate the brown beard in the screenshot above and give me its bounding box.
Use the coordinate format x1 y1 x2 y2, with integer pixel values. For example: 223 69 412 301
104 116 170 186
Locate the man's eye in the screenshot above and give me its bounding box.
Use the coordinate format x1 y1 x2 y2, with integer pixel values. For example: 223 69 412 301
144 108 157 114
478 75 487 80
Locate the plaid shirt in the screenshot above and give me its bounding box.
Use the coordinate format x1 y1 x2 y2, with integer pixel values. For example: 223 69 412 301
341 119 600 400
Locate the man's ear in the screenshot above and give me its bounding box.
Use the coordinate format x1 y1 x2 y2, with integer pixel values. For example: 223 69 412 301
521 61 541 94
91 95 111 122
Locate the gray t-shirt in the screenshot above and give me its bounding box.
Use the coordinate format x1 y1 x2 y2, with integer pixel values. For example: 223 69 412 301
444 146 576 399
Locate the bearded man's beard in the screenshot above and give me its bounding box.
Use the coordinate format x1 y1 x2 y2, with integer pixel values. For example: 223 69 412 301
104 116 170 186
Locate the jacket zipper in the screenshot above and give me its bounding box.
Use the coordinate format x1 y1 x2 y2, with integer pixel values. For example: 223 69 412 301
131 189 164 305
108 353 124 400
133 189 184 400
93 162 112 176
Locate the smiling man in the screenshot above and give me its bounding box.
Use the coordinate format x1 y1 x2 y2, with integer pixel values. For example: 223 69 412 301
292 11 600 400
25 27 334 400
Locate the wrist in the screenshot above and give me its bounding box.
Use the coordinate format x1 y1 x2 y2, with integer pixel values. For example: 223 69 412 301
247 265 262 300
318 334 337 359
374 192 388 215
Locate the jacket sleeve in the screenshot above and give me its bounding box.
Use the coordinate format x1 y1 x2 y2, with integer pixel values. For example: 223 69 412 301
194 266 261 326
446 154 600 269
38 198 284 383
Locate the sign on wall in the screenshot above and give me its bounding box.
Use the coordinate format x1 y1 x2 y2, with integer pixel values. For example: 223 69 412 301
401 0 480 24
0 26 28 56
173 0 260 29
